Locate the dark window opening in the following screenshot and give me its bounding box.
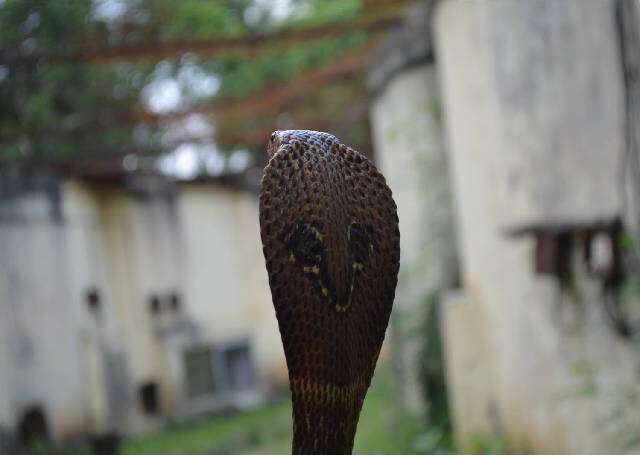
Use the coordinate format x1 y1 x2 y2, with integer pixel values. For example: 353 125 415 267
223 344 255 392
182 341 255 400
149 295 161 315
17 406 49 448
86 287 101 313
168 292 181 312
139 382 160 415
184 347 216 399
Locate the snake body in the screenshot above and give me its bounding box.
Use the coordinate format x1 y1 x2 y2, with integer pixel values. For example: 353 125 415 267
259 130 400 454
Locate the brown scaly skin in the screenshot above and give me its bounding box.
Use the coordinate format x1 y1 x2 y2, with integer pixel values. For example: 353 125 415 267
259 130 400 455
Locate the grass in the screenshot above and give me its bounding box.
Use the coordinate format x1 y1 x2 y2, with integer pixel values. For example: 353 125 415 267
30 362 434 455
120 362 425 455
121 401 292 455
352 368 425 455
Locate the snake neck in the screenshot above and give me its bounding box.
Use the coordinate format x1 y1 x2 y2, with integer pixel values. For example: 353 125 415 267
290 377 368 455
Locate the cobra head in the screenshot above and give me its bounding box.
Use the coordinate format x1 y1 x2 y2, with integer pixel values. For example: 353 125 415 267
259 130 399 455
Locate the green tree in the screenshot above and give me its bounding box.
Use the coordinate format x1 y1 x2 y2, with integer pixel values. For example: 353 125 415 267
0 0 380 165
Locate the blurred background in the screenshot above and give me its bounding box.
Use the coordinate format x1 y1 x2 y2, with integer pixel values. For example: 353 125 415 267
1 0 640 454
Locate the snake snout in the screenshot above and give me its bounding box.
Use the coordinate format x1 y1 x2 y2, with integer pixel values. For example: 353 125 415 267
267 131 283 157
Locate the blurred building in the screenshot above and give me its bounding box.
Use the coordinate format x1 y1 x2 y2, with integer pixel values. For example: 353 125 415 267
370 0 640 454
368 0 458 415
0 167 285 445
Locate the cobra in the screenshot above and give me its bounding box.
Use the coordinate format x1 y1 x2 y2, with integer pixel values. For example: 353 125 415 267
259 130 400 454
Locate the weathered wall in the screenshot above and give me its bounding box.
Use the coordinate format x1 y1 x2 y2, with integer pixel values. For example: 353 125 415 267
176 185 285 395
0 174 286 441
0 206 14 438
370 64 457 413
369 1 458 415
178 186 250 339
96 182 184 431
0 305 10 428
372 65 456 310
436 0 640 453
230 190 287 387
92 180 285 426
0 176 111 440
61 181 119 434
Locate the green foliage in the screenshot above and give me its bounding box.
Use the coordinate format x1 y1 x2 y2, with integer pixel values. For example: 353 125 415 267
27 439 93 455
210 31 366 99
150 1 251 40
122 401 292 455
0 0 373 162
618 230 637 250
0 0 147 159
417 292 451 431
290 0 360 26
382 292 456 455
618 229 640 305
0 0 91 52
462 433 532 455
410 426 454 455
352 364 426 455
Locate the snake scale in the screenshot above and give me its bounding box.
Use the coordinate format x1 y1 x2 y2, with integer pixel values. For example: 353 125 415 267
259 130 400 454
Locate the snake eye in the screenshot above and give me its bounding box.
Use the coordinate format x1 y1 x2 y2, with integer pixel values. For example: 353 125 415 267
270 132 277 143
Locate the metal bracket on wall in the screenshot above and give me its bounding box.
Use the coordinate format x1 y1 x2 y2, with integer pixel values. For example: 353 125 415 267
507 218 632 338
508 218 623 282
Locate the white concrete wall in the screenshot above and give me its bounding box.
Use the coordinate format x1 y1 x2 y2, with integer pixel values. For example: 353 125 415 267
178 186 247 339
96 185 184 430
0 232 13 433
436 1 639 453
370 63 458 413
0 181 110 440
231 190 287 386
372 64 458 304
176 185 285 389
0 176 287 440
62 181 116 434
71 181 283 429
